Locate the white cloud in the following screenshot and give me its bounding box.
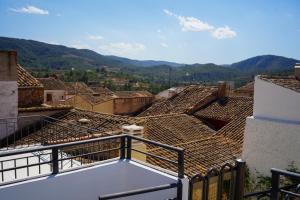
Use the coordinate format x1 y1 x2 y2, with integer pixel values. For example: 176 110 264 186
163 9 213 32
212 26 237 39
160 43 168 48
163 9 174 16
163 9 237 39
157 29 162 33
10 6 49 15
87 34 104 40
99 42 145 56
178 16 214 32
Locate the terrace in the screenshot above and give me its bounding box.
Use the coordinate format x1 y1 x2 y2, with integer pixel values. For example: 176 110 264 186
0 115 299 200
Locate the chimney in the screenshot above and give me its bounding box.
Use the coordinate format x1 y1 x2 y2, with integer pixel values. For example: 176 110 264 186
217 81 228 99
0 51 17 81
295 63 300 80
0 51 18 139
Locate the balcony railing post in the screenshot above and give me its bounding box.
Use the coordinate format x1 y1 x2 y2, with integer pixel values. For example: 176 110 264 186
177 179 183 200
52 147 59 174
234 159 246 200
126 136 132 159
178 150 184 179
120 136 126 159
270 169 280 200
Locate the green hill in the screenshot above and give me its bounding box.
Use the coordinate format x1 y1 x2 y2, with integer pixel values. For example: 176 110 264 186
0 36 298 87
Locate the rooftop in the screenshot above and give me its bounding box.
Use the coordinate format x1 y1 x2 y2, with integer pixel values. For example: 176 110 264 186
194 96 253 122
37 77 66 90
141 114 215 149
139 85 218 117
17 65 43 88
65 82 94 95
115 91 153 98
65 82 116 104
147 135 238 176
259 75 300 93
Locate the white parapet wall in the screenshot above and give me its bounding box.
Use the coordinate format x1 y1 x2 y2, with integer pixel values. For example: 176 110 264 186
242 116 300 176
0 159 189 200
253 76 300 122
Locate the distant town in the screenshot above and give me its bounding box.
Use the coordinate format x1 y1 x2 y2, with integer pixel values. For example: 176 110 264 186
0 49 299 199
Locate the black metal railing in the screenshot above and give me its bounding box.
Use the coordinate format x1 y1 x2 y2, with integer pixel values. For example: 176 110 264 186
98 182 180 200
0 134 184 185
244 168 300 200
0 115 103 151
188 160 246 200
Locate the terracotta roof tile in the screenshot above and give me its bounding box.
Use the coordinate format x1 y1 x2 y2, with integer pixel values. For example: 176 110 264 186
259 75 300 93
37 77 66 90
65 82 116 104
139 85 218 116
194 96 253 122
13 109 140 146
147 135 238 176
115 91 153 98
17 65 43 88
141 114 215 148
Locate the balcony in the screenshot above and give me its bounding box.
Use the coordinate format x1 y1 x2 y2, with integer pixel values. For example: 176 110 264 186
0 134 188 200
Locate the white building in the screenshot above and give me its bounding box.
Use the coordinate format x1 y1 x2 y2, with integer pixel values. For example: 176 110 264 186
37 77 66 105
242 64 300 176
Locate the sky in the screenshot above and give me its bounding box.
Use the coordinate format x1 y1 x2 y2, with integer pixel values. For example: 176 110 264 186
0 0 299 64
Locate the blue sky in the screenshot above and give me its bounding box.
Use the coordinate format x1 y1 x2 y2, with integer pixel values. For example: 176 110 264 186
0 0 299 64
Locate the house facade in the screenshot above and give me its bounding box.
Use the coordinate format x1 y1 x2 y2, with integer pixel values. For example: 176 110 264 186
242 65 300 176
38 77 66 105
114 91 154 115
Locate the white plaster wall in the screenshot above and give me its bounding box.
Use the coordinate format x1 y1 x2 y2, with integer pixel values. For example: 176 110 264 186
44 90 65 104
0 81 18 139
0 160 188 200
253 77 300 122
242 116 300 176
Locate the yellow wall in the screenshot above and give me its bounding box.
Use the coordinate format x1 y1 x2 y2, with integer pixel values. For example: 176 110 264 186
93 100 114 114
191 172 232 200
65 95 114 114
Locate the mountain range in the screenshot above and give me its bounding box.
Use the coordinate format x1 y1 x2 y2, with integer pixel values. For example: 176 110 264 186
0 36 299 85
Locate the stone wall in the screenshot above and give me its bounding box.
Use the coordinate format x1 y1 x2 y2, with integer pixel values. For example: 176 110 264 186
18 87 44 108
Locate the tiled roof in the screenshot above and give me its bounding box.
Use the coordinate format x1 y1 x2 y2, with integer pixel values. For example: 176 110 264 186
90 86 115 97
216 103 253 153
139 85 218 117
13 109 140 146
115 91 153 98
259 75 300 93
139 113 240 176
79 93 114 105
147 135 238 176
143 96 253 176
194 96 253 122
37 77 66 90
57 109 139 134
141 114 215 148
17 65 43 88
65 82 116 104
233 82 254 97
65 82 94 95
236 82 254 91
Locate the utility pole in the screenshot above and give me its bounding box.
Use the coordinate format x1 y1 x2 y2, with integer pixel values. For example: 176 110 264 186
168 66 172 88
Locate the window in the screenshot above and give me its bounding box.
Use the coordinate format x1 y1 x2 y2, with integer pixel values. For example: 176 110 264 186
46 93 52 102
